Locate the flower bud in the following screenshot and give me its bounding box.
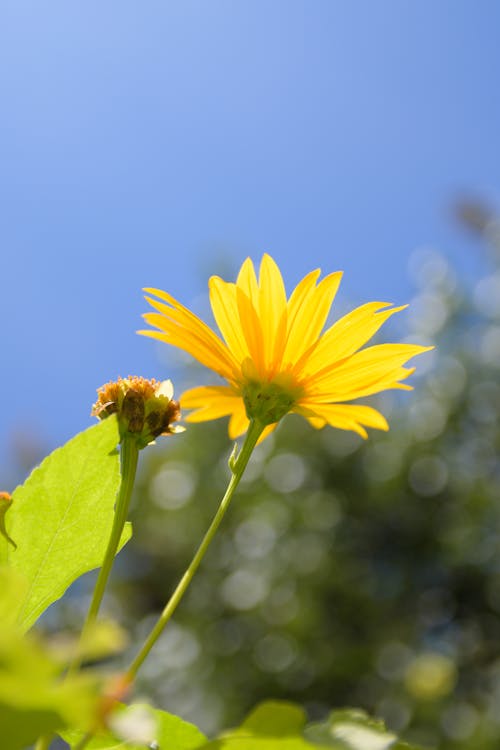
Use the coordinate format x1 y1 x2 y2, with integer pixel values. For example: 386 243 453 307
92 377 182 449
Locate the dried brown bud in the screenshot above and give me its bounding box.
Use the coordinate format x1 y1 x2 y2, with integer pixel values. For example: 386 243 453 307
92 377 182 448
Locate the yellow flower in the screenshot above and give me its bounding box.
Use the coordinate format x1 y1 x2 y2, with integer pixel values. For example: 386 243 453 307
139 255 431 441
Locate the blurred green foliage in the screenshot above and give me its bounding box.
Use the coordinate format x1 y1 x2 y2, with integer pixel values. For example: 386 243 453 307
107 212 500 750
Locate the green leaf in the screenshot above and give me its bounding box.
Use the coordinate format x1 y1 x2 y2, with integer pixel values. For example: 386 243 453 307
198 702 422 750
239 701 307 736
0 624 100 750
305 709 423 750
62 702 421 750
62 702 208 749
201 701 333 749
2 417 132 631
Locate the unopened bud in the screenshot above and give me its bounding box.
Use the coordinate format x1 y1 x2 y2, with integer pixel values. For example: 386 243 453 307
92 377 182 449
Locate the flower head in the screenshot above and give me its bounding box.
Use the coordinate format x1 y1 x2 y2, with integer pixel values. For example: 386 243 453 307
140 255 431 441
92 376 182 448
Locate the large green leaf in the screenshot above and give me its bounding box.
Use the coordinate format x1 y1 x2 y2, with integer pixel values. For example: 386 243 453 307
1 417 131 630
62 702 208 749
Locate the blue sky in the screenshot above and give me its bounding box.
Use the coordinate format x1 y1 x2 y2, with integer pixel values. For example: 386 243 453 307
1 1 499 477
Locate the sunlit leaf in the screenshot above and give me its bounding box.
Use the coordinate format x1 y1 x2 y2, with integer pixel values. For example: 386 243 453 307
200 701 335 749
62 702 208 749
198 702 421 750
1 417 131 630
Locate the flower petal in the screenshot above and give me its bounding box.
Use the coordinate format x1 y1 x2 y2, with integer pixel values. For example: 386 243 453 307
305 343 432 398
236 287 266 378
294 402 389 438
209 278 249 362
286 271 343 366
301 302 408 376
236 257 259 307
181 385 241 422
258 254 288 371
142 288 238 380
228 401 250 439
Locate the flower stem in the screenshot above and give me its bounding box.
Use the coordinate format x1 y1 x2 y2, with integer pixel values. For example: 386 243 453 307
126 419 264 680
71 435 139 671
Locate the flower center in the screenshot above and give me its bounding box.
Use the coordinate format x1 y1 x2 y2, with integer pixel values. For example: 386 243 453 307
242 377 302 426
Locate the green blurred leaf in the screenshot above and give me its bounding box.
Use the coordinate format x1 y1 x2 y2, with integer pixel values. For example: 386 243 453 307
62 702 208 749
305 709 422 749
200 701 340 749
0 624 99 750
197 702 421 750
238 701 307 736
1 417 131 631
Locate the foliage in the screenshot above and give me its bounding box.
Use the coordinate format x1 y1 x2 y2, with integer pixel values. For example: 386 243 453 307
0 568 100 750
108 237 500 748
1 416 131 631
5 231 500 748
62 701 207 749
0 376 418 748
63 701 421 750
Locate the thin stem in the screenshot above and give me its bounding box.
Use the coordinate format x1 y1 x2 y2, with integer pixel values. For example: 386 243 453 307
34 736 51 750
126 419 264 680
70 435 139 671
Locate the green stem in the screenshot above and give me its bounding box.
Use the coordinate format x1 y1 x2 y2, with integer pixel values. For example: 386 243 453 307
71 435 139 671
126 419 263 680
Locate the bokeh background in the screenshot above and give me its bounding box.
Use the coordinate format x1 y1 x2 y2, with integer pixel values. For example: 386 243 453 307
2 2 500 748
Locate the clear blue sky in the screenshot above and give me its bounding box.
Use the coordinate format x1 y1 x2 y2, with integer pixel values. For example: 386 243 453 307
1 1 499 477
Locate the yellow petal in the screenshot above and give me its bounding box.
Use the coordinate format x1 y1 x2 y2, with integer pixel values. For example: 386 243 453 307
142 311 235 381
228 402 250 439
307 367 416 403
258 254 288 371
302 302 408 376
286 271 343 366
306 343 432 396
236 287 266 377
181 385 241 422
209 277 249 361
257 422 278 444
236 257 259 307
295 403 389 438
142 289 238 379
